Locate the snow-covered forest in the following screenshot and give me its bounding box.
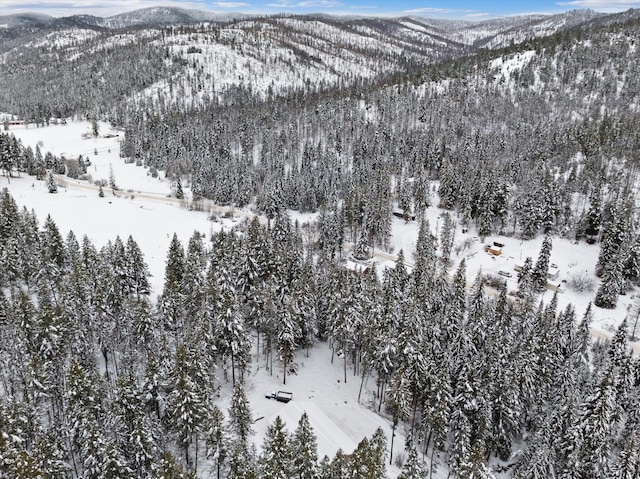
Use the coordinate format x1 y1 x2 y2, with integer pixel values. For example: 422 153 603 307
1 6 640 479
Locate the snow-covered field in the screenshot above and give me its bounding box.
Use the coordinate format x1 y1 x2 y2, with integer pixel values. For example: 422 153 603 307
1 119 637 477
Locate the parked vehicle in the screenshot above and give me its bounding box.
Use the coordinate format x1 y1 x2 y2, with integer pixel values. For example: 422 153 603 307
265 391 293 403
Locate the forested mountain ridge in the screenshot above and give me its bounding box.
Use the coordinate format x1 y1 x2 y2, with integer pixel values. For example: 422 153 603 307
0 8 631 116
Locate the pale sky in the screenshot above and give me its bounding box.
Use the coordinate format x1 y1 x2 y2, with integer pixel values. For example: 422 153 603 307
1 0 639 19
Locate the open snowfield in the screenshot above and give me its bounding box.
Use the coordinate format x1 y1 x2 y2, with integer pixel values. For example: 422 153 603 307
1 119 638 477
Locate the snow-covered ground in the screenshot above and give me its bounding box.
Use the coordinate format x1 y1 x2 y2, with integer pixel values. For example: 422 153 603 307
2 120 240 296
1 119 637 477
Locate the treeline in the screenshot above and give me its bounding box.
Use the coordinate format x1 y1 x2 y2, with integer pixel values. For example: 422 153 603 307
1 187 639 478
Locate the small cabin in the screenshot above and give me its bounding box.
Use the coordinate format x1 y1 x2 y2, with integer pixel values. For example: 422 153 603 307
547 263 560 280
484 244 502 256
343 260 371 276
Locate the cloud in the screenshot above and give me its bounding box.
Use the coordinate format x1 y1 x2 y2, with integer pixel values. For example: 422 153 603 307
296 0 340 7
556 0 640 8
0 0 212 17
212 1 249 7
264 0 339 8
402 7 455 14
402 7 489 18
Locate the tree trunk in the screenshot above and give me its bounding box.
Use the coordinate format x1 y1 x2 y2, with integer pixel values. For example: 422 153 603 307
269 340 273 376
411 397 418 435
357 367 368 403
429 445 437 479
344 348 347 384
389 421 396 466
102 346 110 383
283 348 287 385
424 430 432 460
195 433 198 475
256 327 260 363
378 381 385 412
231 353 235 385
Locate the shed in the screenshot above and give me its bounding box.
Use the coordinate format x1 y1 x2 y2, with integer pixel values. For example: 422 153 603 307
547 263 560 280
344 260 371 276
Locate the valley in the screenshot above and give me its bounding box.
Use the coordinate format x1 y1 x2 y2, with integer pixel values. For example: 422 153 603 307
1 6 640 479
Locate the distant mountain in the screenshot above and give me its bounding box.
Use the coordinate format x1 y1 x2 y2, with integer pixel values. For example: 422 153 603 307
0 7 247 33
101 6 248 29
2 6 640 115
0 7 634 51
0 13 53 29
406 9 606 49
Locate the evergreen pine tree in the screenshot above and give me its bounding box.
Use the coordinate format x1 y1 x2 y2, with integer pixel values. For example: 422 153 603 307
227 440 257 479
125 235 150 298
46 172 57 193
354 230 371 260
326 449 350 479
259 415 292 479
398 439 426 479
206 405 228 479
594 250 624 309
532 235 552 293
159 233 186 337
228 382 253 445
350 428 388 479
517 257 534 299
175 177 184 200
165 345 208 468
292 412 319 479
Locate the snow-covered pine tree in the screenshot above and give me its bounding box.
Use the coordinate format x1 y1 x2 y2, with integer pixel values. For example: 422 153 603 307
354 229 371 260
125 235 150 299
228 382 253 445
205 405 228 479
594 250 624 309
350 428 388 479
216 287 251 384
517 257 534 300
291 412 319 479
325 449 350 479
398 439 426 479
165 350 208 469
438 212 455 270
158 233 186 339
278 296 301 385
46 172 57 193
227 440 257 479
532 235 552 293
259 415 292 479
